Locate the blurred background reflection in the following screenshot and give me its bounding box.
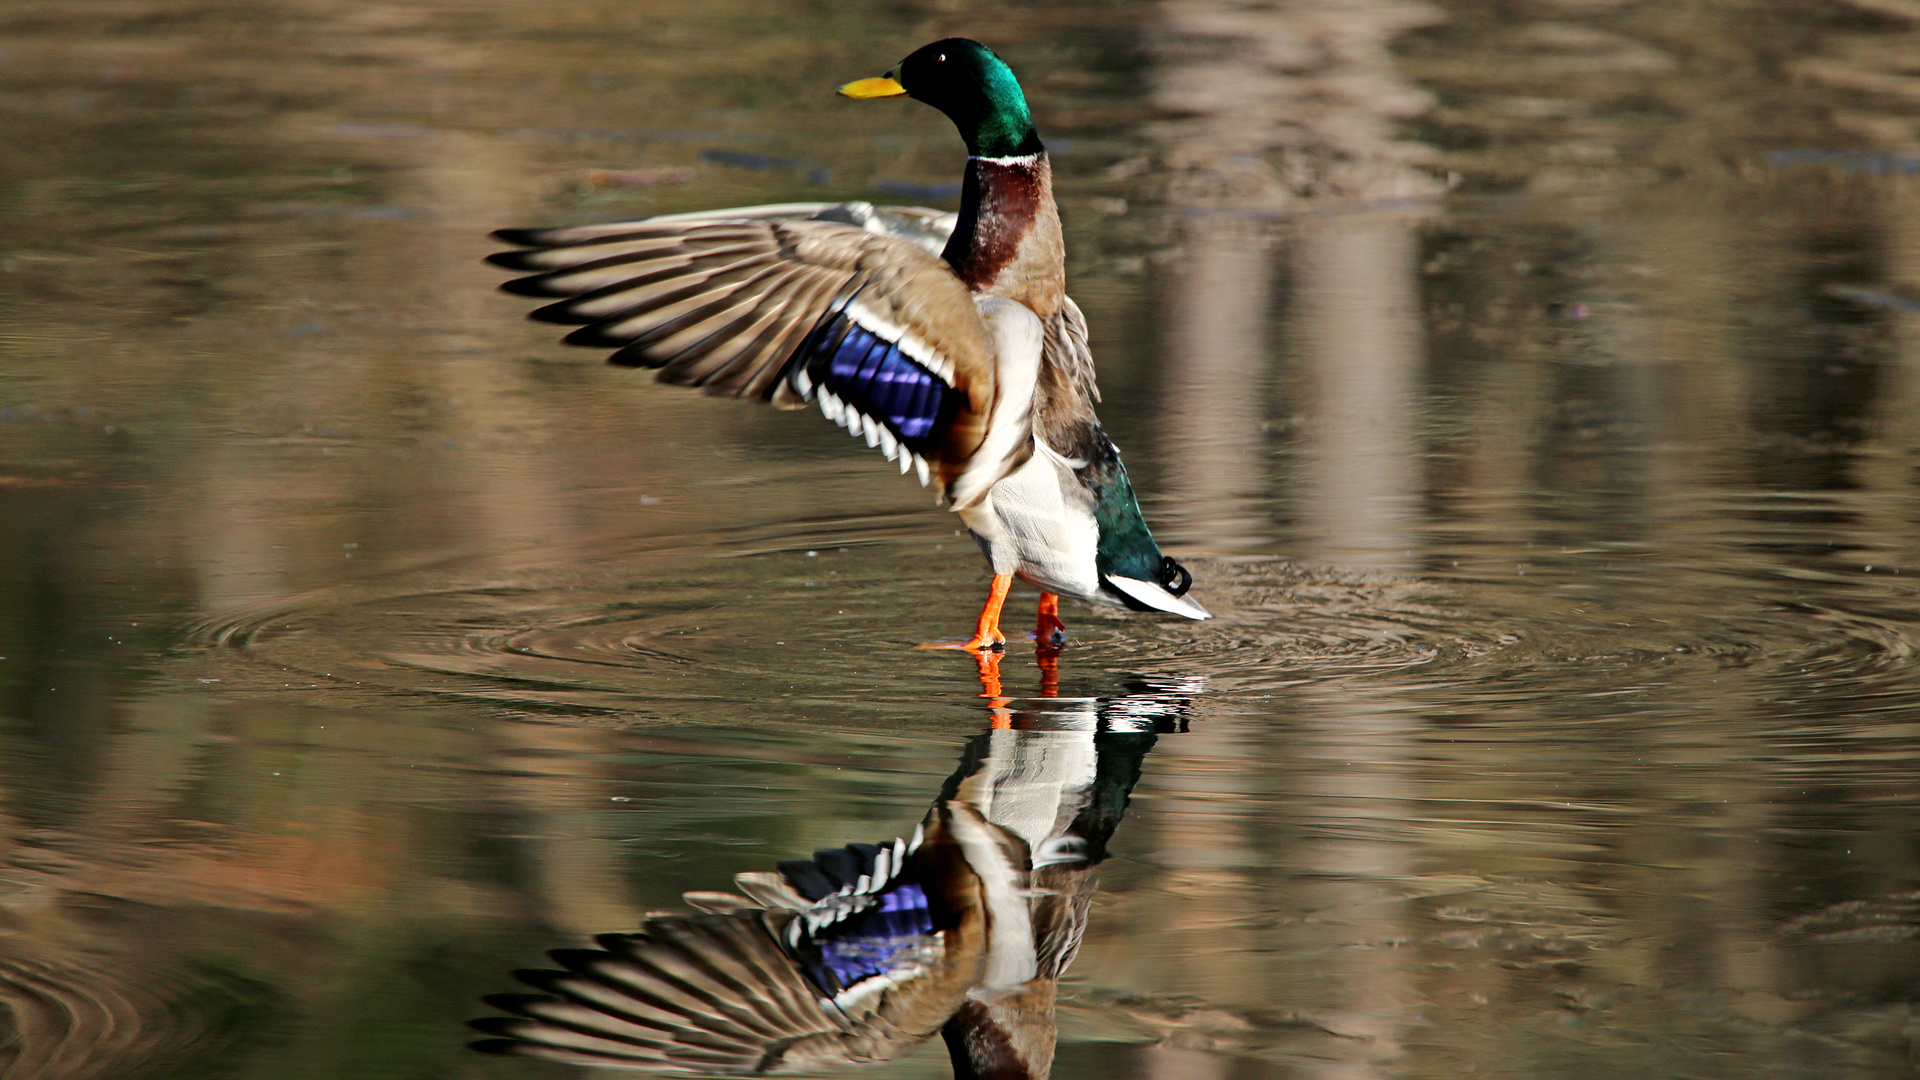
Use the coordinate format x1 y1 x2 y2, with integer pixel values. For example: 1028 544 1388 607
2 0 1920 1077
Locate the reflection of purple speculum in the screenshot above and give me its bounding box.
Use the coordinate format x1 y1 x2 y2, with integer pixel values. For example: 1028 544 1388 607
807 882 935 992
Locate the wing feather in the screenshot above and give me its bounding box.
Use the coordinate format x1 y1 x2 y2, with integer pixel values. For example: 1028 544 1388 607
510 970 697 1033
474 1016 680 1063
628 922 821 1035
490 226 772 274
641 265 812 376
652 289 804 390
560 257 791 346
566 953 772 1040
494 202 935 247
530 250 780 322
730 268 849 401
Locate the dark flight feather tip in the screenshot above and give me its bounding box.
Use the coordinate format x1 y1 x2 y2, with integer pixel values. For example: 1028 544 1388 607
484 249 545 272
468 1013 519 1036
531 298 601 326
491 227 552 247
562 322 626 345
503 970 579 1000
481 991 563 1016
499 274 567 297
546 948 618 975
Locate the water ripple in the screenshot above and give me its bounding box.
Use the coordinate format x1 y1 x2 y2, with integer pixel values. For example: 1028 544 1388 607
178 530 1920 731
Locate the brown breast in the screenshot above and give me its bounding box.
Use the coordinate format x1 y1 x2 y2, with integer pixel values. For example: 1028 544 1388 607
942 155 1066 319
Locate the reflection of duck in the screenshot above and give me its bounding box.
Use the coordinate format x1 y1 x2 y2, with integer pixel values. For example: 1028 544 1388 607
489 38 1207 650
471 675 1198 1077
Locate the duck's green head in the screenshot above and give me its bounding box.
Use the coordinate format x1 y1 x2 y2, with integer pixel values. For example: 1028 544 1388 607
1088 455 1210 620
839 38 1043 159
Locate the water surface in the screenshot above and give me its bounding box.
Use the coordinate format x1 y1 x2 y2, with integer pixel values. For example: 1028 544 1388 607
2 0 1919 1077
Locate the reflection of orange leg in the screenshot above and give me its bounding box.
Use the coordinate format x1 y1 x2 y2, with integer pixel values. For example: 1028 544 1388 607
960 574 1012 652
974 649 1006 701
1035 592 1066 645
975 651 1012 728
1035 646 1059 699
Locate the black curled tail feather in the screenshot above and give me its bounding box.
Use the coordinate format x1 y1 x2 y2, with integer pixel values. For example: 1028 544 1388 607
1158 557 1192 597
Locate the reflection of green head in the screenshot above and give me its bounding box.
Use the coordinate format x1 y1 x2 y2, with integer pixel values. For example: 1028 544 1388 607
894 38 1043 158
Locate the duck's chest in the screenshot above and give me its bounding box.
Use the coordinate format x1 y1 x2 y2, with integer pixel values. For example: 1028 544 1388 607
942 156 1065 316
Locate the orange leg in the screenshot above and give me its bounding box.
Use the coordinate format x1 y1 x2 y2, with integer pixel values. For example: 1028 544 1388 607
1035 592 1066 645
961 573 1013 652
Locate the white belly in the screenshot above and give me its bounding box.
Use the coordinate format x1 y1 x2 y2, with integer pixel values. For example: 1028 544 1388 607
957 444 1105 601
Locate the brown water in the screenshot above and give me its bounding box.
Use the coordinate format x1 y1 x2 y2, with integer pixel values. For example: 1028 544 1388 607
3 0 1920 1077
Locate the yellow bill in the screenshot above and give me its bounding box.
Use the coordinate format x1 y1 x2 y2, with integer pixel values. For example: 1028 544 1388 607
838 76 907 99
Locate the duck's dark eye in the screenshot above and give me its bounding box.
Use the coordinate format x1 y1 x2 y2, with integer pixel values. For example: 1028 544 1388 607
1158 557 1192 597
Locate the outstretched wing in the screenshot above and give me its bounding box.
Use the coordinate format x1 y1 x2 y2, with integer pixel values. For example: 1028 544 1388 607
472 915 855 1073
489 204 994 493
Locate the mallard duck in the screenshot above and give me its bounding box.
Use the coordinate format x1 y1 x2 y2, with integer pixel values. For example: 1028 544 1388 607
471 683 1192 1077
490 39 1208 649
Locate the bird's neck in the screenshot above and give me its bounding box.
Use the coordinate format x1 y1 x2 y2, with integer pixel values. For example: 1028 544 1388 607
941 153 1064 318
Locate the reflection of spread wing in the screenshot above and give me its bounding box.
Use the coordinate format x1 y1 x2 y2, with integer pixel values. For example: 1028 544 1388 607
473 916 889 1073
489 205 997 493
471 823 998 1073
